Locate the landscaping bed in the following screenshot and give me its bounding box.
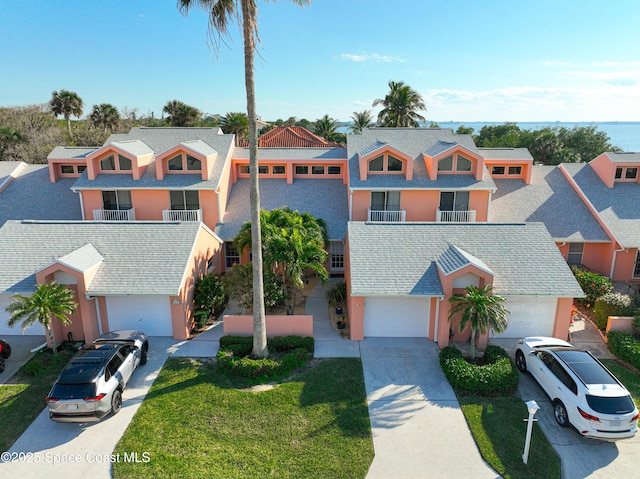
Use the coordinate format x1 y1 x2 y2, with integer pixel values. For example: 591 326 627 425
113 357 374 479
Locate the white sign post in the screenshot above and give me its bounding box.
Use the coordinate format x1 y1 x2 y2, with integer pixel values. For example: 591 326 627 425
522 400 540 465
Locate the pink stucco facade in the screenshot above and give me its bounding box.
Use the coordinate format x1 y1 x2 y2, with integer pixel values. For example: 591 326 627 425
222 315 314 337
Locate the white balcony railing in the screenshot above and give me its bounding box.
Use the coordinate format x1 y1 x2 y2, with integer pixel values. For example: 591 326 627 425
436 209 476 223
93 208 135 221
162 208 202 222
368 209 406 222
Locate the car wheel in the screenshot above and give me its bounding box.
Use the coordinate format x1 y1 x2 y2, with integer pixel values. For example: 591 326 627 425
111 389 123 416
515 350 527 373
140 348 147 366
0 339 11 359
553 400 569 427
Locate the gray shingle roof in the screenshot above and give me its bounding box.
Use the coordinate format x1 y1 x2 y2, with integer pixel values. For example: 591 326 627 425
437 244 493 276
215 178 348 241
347 128 496 190
232 147 346 160
47 147 97 160
0 220 206 295
491 166 610 242
0 164 82 227
111 140 155 157
563 163 640 247
56 243 104 273
348 222 583 298
477 148 534 160
603 152 640 163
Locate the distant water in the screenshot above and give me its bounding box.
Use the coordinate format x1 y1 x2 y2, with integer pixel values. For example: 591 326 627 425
436 121 640 152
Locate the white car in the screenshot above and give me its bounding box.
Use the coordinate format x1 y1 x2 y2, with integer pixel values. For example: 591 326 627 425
516 336 639 440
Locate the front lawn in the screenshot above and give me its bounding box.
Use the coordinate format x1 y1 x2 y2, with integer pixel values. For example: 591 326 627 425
113 357 373 479
0 348 71 451
459 396 561 479
601 359 640 407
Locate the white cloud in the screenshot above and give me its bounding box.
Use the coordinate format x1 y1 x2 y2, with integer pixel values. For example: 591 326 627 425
338 52 405 63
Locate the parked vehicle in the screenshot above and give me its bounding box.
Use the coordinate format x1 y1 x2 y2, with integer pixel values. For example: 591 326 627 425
516 336 639 440
46 330 148 422
0 338 11 373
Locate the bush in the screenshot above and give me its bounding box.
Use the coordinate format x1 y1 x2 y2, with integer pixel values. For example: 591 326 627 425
439 345 519 395
327 282 347 307
217 335 314 383
633 314 640 337
223 263 287 311
193 274 227 328
607 331 640 370
571 267 613 306
593 292 636 329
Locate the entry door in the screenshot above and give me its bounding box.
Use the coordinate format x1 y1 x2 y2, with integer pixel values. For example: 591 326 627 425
439 191 469 211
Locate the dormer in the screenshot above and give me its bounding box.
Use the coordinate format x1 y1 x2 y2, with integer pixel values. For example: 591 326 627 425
590 152 640 188
156 140 218 181
479 148 534 184
85 141 154 181
358 142 413 181
422 142 484 181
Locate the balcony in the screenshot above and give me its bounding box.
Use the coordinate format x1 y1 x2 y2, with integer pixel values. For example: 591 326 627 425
162 208 202 222
436 209 476 223
93 208 135 221
368 209 406 222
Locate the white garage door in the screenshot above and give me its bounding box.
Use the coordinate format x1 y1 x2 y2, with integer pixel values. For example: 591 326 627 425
364 296 430 337
106 295 173 336
0 294 43 336
494 296 557 338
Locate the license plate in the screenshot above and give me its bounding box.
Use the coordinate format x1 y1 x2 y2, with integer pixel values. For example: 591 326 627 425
609 420 621 427
66 404 78 410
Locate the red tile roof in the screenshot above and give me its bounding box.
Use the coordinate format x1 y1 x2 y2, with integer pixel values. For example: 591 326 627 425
236 126 342 148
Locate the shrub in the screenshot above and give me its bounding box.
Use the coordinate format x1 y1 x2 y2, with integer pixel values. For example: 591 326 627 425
571 267 613 306
327 282 347 307
633 314 640 337
223 263 287 311
193 274 227 328
607 331 640 371
593 292 636 329
439 345 519 395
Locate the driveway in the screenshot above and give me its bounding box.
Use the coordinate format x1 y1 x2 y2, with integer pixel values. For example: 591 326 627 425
360 338 498 479
0 337 176 479
0 335 46 384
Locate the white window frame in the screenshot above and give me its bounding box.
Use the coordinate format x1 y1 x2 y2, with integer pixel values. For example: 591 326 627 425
330 241 345 272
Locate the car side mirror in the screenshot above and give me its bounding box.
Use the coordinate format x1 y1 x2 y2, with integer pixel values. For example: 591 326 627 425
528 351 537 357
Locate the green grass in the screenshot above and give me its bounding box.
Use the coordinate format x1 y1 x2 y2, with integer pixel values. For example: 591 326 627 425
601 359 640 407
113 358 374 479
0 349 71 451
459 396 561 479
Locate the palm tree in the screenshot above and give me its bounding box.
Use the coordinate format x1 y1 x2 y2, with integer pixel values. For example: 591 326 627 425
349 110 374 134
178 0 311 358
313 114 338 141
235 207 329 315
49 89 84 136
221 111 249 139
162 100 201 127
88 103 121 132
372 80 427 128
448 285 510 361
6 282 77 352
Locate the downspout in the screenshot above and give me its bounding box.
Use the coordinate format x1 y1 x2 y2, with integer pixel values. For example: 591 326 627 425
214 189 222 225
78 190 86 220
434 298 440 343
610 246 627 280
87 295 103 336
349 190 353 221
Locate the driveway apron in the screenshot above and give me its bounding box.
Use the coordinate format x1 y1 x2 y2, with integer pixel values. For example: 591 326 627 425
0 337 177 479
361 338 497 479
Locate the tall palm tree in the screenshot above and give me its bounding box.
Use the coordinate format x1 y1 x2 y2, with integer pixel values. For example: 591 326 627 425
88 103 121 132
313 114 338 141
221 111 249 139
49 89 84 136
178 0 311 358
6 282 77 352
162 99 201 127
448 285 510 361
373 80 427 128
349 110 374 134
235 207 328 315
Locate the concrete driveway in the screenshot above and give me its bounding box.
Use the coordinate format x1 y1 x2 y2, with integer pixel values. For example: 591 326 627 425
0 335 46 384
360 338 498 479
0 337 176 479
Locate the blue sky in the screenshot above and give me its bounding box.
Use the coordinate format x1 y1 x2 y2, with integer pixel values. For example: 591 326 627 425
2 0 640 122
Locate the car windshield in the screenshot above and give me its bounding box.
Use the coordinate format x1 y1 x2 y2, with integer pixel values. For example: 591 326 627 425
50 382 96 400
586 395 635 415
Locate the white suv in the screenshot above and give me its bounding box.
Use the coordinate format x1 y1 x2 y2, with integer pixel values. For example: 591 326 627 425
516 337 639 441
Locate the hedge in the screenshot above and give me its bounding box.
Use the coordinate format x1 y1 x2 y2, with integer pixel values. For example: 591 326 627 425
571 267 613 306
439 345 519 395
593 292 636 329
607 331 640 371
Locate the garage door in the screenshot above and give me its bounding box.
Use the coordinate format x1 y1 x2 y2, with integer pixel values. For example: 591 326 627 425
494 296 557 338
106 295 173 336
0 294 43 336
364 296 430 337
